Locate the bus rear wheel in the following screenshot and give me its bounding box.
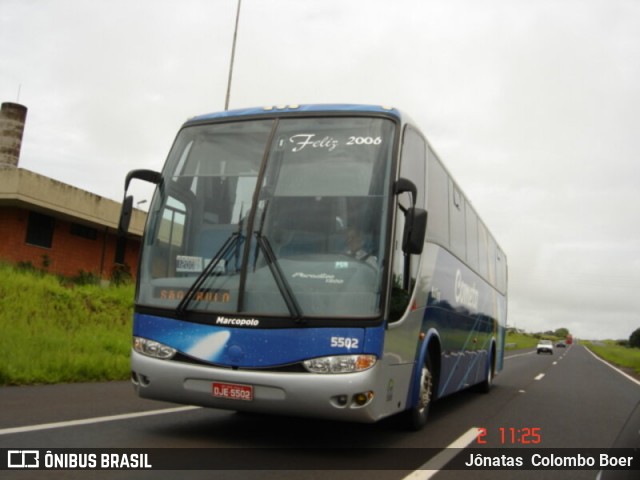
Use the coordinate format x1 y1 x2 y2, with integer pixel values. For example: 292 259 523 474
404 355 434 431
476 349 495 394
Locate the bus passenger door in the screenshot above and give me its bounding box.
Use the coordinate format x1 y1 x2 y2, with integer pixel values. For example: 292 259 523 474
388 126 426 323
385 126 427 361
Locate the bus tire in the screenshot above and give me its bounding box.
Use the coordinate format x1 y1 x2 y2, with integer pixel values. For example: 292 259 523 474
404 354 434 431
476 348 495 394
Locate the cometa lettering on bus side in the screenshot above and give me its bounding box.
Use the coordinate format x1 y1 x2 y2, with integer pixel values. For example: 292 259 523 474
454 270 480 311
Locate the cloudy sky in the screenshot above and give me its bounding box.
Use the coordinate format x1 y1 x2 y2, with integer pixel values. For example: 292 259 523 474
1 0 638 340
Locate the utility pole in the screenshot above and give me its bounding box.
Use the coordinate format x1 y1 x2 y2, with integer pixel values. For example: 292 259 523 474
225 0 242 111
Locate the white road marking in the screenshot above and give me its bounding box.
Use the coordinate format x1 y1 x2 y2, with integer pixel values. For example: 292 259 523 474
584 346 640 386
0 406 200 436
401 427 479 480
504 351 535 360
534 373 545 381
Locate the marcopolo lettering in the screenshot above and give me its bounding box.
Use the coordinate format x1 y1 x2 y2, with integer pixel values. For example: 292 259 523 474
215 316 260 327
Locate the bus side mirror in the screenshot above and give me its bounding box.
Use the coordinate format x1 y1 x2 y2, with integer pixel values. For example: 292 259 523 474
403 208 427 255
118 195 134 236
394 177 417 207
115 195 134 265
115 169 161 265
125 169 162 191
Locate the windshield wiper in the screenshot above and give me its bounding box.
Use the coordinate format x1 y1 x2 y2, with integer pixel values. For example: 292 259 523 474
246 198 304 322
176 227 243 316
254 231 305 323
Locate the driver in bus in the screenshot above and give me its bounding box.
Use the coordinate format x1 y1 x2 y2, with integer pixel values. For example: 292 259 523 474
345 226 377 267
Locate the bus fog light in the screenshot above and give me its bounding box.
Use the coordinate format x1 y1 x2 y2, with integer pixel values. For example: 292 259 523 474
133 337 177 360
303 355 377 374
336 395 348 406
353 391 374 406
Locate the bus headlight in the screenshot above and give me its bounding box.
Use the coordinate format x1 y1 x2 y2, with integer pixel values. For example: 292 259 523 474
303 355 376 374
133 337 177 360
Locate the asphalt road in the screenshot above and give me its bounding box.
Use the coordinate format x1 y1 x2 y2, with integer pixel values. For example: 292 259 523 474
1 344 638 480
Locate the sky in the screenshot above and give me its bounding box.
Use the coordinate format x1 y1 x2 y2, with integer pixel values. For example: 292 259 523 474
1 0 639 340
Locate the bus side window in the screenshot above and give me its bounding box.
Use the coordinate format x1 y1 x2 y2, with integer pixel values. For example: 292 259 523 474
426 152 449 248
496 247 507 294
478 221 489 280
449 181 466 260
466 203 479 271
487 235 497 288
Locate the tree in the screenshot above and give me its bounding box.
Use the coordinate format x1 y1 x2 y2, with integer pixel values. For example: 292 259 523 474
629 327 640 349
554 328 569 338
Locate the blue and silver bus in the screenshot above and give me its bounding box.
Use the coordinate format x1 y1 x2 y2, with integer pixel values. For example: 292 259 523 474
119 104 507 429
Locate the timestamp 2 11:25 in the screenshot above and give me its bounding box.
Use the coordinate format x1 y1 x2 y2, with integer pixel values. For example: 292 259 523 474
476 427 542 445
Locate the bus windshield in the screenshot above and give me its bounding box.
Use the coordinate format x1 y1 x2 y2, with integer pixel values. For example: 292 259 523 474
138 116 396 320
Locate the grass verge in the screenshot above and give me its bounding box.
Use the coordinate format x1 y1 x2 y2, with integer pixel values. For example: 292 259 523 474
583 340 640 377
505 331 539 350
0 263 134 385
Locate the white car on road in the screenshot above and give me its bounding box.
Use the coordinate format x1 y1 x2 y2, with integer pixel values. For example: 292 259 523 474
536 339 554 355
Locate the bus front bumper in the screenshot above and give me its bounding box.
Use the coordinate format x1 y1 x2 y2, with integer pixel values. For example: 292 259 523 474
131 350 406 424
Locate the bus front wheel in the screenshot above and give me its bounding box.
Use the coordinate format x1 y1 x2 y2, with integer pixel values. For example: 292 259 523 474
404 355 434 431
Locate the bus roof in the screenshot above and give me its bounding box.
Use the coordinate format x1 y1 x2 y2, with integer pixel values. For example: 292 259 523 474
186 104 402 124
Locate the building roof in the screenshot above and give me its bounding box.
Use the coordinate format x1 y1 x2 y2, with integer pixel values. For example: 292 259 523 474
0 167 145 236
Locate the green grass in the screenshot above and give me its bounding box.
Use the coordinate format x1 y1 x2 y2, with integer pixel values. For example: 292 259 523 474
504 331 539 350
0 263 134 385
583 340 640 376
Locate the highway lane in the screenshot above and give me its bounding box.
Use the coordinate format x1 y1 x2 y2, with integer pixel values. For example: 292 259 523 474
1 344 638 479
433 344 639 480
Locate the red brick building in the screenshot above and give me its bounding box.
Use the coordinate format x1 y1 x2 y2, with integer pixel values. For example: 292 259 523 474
0 167 145 280
0 102 145 281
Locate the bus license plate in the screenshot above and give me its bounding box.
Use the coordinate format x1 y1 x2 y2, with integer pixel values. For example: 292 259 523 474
212 382 253 401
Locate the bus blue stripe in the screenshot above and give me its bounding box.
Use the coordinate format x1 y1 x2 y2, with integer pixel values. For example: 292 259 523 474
134 313 385 368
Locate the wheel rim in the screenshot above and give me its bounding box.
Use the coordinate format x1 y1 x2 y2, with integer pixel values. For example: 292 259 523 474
417 364 433 413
